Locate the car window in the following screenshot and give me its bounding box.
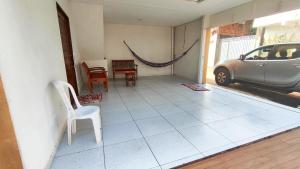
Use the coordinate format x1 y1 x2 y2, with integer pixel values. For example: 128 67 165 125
274 44 300 60
245 46 273 60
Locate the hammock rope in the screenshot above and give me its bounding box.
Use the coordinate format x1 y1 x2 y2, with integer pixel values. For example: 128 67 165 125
123 39 199 67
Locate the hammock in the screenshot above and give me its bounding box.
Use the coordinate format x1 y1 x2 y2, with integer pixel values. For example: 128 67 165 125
123 39 199 67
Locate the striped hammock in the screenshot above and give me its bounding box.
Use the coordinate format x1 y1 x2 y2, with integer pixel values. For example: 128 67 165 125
123 39 199 67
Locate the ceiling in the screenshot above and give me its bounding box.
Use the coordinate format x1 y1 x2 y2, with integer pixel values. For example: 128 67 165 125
103 0 252 26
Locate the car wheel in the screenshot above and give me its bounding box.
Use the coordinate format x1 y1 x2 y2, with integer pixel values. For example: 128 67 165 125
215 68 231 86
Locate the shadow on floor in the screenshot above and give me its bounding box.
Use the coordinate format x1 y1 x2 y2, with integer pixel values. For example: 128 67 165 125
207 77 300 108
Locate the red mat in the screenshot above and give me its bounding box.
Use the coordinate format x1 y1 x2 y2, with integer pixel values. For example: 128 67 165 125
78 93 102 105
182 83 209 91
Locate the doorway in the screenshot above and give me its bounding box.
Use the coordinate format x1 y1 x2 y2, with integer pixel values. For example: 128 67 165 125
201 16 300 108
57 4 78 95
0 78 23 169
203 21 256 85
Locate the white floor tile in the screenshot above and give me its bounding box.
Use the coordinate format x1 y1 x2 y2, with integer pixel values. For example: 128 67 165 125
234 102 263 114
104 139 159 169
145 131 199 165
165 94 188 103
176 102 204 112
154 104 185 116
145 96 171 106
51 148 105 169
151 167 162 169
207 119 260 142
136 117 175 137
208 105 246 118
124 101 149 109
102 110 133 126
101 102 127 112
129 107 161 120
196 99 225 108
164 112 202 129
178 124 232 152
229 115 280 132
56 129 102 157
103 121 142 145
251 109 300 127
187 108 226 123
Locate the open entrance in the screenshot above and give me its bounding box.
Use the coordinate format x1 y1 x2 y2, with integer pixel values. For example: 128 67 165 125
203 20 256 84
202 9 300 108
57 4 78 95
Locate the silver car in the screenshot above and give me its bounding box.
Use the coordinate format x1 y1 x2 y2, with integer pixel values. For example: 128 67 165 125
214 43 300 92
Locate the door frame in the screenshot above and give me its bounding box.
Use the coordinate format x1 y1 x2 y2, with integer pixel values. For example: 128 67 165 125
0 77 23 169
56 3 79 95
201 28 211 84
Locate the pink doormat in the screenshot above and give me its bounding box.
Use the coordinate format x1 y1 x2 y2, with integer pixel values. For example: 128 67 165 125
78 93 102 105
182 83 209 91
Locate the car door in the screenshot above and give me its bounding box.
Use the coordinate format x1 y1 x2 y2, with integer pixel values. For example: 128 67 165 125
264 44 300 88
234 46 274 84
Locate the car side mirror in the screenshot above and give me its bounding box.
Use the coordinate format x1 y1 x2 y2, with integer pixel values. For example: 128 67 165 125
240 54 246 61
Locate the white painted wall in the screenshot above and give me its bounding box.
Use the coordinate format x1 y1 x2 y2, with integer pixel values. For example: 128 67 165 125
71 1 105 60
207 0 300 28
0 0 75 169
104 24 172 77
174 18 203 82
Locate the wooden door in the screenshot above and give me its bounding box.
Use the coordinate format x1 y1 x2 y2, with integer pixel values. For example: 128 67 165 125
0 78 23 169
57 4 78 95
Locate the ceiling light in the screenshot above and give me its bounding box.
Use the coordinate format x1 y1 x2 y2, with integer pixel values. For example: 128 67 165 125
185 0 205 3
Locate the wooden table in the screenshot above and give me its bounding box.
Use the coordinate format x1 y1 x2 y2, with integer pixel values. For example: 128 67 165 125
124 71 136 86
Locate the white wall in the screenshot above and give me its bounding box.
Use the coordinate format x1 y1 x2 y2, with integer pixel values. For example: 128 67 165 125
207 0 300 28
0 0 74 169
71 1 104 60
174 18 203 82
104 24 172 77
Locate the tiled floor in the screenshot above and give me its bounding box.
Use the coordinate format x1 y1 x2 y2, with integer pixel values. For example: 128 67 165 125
51 76 300 169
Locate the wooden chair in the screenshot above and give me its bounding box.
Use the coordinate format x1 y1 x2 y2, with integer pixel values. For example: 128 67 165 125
112 60 138 79
82 62 108 93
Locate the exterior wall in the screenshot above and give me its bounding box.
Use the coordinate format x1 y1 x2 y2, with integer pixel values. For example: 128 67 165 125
216 35 257 63
0 0 76 169
263 23 300 45
207 0 300 28
104 24 172 77
71 1 104 60
219 20 253 37
174 18 203 82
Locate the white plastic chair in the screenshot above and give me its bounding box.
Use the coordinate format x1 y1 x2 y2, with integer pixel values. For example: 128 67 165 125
53 81 101 145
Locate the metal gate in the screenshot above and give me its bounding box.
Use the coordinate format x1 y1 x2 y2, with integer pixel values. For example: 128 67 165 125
216 35 257 64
